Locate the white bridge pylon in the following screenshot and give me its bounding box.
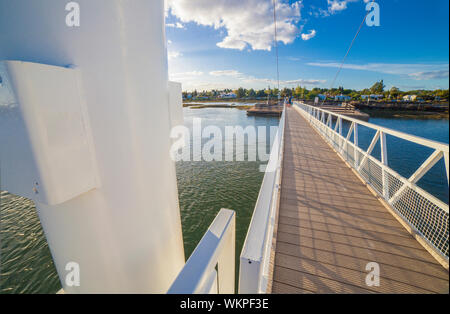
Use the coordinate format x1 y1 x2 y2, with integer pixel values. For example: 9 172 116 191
0 0 185 293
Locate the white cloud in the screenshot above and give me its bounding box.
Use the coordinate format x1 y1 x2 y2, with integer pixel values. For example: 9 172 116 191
328 0 348 13
408 70 449 80
209 70 243 77
170 71 204 81
169 67 325 91
171 71 204 77
243 76 325 86
301 29 316 40
309 1 360 18
166 22 185 29
327 0 359 14
168 51 182 60
166 0 303 51
208 69 324 86
311 7 330 17
307 62 450 79
211 69 325 86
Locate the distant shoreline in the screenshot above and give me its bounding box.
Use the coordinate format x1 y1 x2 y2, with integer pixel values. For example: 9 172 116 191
183 103 253 110
183 99 261 104
360 109 449 120
182 100 449 120
300 99 449 112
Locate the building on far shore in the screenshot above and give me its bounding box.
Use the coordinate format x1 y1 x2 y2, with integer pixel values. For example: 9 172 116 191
361 94 384 100
183 93 193 100
335 95 351 101
219 93 237 99
403 95 418 101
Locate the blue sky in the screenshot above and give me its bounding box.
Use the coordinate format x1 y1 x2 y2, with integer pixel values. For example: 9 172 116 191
165 0 449 92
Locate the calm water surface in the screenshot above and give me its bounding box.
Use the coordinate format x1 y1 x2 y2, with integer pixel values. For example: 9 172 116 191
0 107 448 293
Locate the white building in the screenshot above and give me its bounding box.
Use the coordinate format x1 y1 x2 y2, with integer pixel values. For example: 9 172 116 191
219 93 237 99
403 95 418 101
335 95 351 101
362 95 383 100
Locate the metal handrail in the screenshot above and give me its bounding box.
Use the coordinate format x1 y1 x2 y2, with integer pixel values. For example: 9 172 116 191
294 102 449 264
239 106 286 293
167 208 235 294
299 103 449 157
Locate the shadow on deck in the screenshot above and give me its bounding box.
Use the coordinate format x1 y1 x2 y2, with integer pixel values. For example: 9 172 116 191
271 107 449 294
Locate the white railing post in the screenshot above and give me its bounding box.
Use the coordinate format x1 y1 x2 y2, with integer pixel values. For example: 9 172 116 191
217 218 235 293
334 116 339 132
326 113 332 138
358 130 380 172
354 123 359 168
168 209 236 294
380 132 389 199
342 122 354 158
444 151 449 185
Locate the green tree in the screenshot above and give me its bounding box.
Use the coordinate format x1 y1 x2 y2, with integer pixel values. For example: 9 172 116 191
247 88 256 98
272 88 279 97
294 86 302 98
435 89 449 99
361 88 370 95
389 86 400 99
281 88 292 97
370 80 385 94
350 92 360 100
235 87 246 98
256 89 266 97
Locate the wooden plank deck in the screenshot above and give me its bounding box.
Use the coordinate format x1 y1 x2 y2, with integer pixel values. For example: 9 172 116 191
271 107 449 294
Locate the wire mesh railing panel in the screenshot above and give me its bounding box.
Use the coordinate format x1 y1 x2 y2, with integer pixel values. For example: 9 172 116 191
359 158 383 195
346 144 355 164
387 171 404 200
391 185 449 257
295 102 449 260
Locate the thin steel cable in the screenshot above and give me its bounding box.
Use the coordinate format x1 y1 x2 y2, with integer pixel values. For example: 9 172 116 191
273 0 280 99
320 0 375 106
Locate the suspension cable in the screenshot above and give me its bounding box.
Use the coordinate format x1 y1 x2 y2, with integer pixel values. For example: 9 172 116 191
273 0 280 99
321 0 375 106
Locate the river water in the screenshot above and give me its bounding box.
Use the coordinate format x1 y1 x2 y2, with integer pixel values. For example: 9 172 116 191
0 106 448 293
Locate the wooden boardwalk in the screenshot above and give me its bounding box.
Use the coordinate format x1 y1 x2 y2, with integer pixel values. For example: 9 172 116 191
271 107 449 294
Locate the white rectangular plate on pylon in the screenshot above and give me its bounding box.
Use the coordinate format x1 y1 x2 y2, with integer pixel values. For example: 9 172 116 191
1 61 99 205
